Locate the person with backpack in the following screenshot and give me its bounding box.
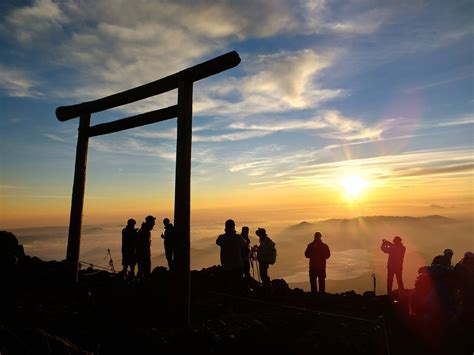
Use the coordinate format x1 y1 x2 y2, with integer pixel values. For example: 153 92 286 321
255 228 276 292
161 218 176 271
305 232 331 294
121 218 138 278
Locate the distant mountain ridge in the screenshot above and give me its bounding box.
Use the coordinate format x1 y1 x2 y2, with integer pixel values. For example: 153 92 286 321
287 215 454 231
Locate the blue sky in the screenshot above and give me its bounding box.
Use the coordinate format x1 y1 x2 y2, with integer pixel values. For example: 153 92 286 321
0 0 473 228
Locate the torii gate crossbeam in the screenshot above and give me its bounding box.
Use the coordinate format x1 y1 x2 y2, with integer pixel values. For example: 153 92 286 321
56 51 241 326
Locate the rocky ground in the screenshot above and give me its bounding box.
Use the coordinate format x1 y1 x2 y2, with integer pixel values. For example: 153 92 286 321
0 231 472 355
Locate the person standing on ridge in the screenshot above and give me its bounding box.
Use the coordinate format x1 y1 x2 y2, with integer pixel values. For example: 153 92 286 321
305 232 331 294
216 219 246 292
241 226 251 282
255 228 276 293
121 218 138 278
161 218 176 271
381 236 406 297
136 215 156 279
432 248 454 269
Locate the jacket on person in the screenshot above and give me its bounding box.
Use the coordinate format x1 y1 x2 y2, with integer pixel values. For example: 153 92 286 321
136 224 152 256
122 226 137 255
162 223 176 247
216 232 246 271
305 240 330 271
381 242 405 271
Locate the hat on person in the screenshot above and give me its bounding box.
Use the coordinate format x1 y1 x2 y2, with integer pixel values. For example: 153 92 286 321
145 215 156 222
256 228 266 237
393 236 402 243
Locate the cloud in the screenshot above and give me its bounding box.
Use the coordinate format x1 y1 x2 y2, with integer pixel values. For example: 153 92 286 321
429 204 456 209
195 50 345 117
319 111 389 141
0 185 29 190
229 110 389 142
429 116 474 128
226 145 474 189
0 64 40 97
130 125 272 143
43 133 70 143
90 138 176 161
6 0 68 43
2 1 354 107
131 128 178 140
193 130 272 142
392 163 474 179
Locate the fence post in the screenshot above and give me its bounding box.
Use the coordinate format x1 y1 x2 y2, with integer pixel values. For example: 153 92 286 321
66 113 91 283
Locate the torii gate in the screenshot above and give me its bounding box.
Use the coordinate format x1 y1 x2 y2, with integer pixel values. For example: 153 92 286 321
56 51 241 324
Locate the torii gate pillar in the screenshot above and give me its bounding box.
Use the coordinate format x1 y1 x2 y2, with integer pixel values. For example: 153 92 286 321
174 79 193 324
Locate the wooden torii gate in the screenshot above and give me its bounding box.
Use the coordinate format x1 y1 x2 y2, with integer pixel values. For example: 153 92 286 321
56 51 241 325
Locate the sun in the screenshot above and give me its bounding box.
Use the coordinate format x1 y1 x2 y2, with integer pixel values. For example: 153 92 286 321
340 175 368 201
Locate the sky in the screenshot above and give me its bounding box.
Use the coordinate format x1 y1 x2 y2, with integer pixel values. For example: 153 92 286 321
0 0 473 229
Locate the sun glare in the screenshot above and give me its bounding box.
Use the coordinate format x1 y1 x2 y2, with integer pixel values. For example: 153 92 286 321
340 175 368 200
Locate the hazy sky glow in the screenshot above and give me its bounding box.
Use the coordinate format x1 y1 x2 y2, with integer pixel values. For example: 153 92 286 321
0 0 473 228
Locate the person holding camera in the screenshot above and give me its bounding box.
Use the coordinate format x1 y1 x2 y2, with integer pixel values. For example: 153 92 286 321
381 236 406 297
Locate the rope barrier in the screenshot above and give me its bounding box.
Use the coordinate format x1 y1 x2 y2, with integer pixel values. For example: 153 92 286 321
79 261 115 272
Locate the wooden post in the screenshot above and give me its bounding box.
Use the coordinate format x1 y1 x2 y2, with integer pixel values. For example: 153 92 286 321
174 79 193 327
66 113 91 282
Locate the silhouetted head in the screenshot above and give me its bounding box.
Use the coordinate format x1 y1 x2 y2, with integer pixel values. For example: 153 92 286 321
443 248 453 259
163 218 170 226
145 215 156 229
225 219 235 233
256 228 266 238
127 219 136 227
314 232 322 240
241 226 249 236
393 236 402 244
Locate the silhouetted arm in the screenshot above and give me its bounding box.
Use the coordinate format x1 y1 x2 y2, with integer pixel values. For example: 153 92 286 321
304 244 311 258
326 244 331 259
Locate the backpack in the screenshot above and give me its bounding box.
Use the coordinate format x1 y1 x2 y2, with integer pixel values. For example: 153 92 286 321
259 238 277 265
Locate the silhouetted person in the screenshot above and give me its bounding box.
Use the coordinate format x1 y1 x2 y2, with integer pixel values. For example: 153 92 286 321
241 226 251 282
432 248 453 268
255 228 276 293
121 218 138 277
161 218 176 270
305 232 331 294
136 215 156 279
452 251 474 317
216 219 246 292
381 236 405 297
